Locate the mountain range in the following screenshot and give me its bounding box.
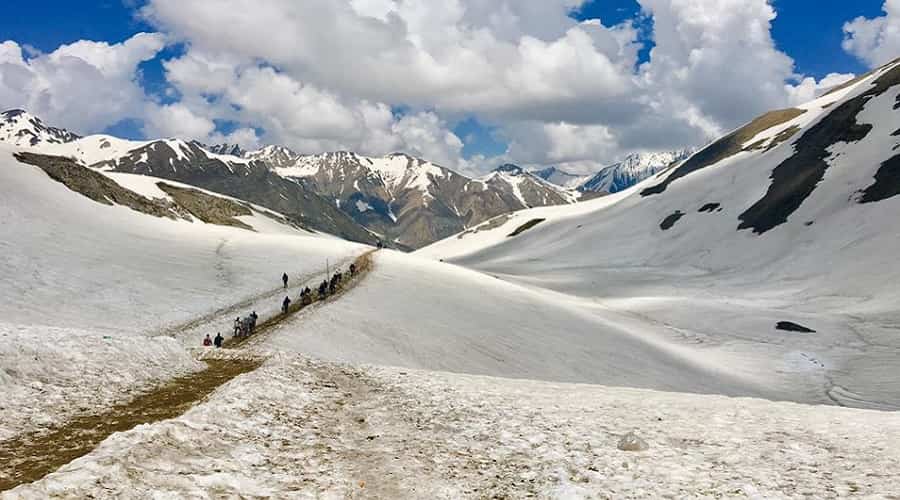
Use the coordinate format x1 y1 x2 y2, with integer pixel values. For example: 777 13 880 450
0 108 689 248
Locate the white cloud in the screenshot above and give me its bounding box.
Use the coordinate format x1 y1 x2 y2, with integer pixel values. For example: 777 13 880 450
843 0 900 68
0 33 166 133
0 1 853 174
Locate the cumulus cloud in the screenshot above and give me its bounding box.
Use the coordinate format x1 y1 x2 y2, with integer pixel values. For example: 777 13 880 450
843 0 900 68
0 33 165 133
0 1 855 174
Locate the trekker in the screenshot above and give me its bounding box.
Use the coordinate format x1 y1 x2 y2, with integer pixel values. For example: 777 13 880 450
233 317 242 337
250 311 258 332
203 334 212 347
283 272 289 289
282 296 291 314
349 263 357 276
214 333 224 348
319 280 328 298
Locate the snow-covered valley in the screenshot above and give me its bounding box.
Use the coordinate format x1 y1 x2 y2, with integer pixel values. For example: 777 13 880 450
2 55 900 499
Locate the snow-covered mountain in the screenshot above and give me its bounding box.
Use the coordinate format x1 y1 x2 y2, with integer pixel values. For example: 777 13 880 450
0 109 80 147
0 116 378 244
0 111 577 249
270 153 574 249
421 58 900 410
578 150 692 194
529 165 588 189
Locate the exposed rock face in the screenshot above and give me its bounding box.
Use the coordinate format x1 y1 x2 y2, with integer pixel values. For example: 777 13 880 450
91 140 376 244
274 153 573 249
14 152 187 221
204 143 247 157
1 110 80 147
156 183 254 231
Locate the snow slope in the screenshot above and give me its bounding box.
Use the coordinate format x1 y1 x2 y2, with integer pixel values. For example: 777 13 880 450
419 60 900 409
0 144 365 440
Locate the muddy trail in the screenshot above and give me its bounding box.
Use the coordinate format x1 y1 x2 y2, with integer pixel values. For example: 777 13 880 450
224 250 375 349
0 359 261 491
0 250 377 492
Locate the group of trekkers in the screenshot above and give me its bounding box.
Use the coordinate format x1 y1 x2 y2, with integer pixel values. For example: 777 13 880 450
202 332 224 348
234 312 259 337
204 263 360 347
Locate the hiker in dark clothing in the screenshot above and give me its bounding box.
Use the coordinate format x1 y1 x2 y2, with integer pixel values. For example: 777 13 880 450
349 263 357 276
214 333 224 348
282 296 291 314
203 334 212 347
283 272 289 289
318 280 328 299
250 311 258 332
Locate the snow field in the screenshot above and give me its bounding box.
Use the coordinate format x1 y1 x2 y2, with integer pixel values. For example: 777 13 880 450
7 354 899 498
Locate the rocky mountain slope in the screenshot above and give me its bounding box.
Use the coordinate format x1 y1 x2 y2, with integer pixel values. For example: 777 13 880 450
2 109 580 249
269 153 574 249
0 110 376 244
89 140 375 244
421 58 900 410
578 150 693 194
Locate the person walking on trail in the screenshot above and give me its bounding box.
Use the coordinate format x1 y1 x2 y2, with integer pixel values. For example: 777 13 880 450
282 296 292 314
214 332 224 348
283 272 289 289
203 334 212 347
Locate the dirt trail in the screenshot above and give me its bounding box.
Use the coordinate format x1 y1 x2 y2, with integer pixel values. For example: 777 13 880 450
0 250 377 492
0 359 261 491
224 250 375 349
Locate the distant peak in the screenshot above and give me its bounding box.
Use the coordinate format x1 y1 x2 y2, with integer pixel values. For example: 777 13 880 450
494 163 524 175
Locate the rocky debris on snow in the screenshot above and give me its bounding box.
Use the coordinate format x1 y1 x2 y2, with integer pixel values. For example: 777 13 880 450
739 64 900 234
660 211 685 230
617 431 650 452
507 218 546 237
698 202 722 213
776 321 817 333
859 153 900 203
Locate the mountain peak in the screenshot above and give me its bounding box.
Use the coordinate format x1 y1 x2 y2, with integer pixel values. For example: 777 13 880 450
1 109 80 147
494 163 524 175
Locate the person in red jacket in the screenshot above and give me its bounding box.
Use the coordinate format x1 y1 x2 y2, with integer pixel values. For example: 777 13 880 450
203 334 212 347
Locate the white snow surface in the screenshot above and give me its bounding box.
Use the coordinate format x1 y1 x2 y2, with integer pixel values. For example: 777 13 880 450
7 354 900 498
0 324 202 442
0 144 364 439
419 62 900 410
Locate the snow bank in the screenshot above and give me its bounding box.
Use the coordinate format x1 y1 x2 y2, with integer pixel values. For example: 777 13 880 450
0 323 202 441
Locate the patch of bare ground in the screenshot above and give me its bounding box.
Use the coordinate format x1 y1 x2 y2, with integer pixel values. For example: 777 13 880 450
642 108 807 196
14 152 187 220
0 359 262 491
157 182 253 230
507 218 546 237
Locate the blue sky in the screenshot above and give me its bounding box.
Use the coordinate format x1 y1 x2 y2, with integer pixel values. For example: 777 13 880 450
0 0 891 167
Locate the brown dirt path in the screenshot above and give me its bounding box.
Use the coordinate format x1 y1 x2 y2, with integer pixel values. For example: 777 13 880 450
0 249 377 492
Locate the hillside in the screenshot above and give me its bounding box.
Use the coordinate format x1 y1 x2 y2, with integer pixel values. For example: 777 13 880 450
420 59 900 410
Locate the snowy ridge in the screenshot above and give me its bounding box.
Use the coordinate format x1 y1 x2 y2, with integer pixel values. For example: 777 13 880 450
419 59 900 410
0 110 80 148
579 150 693 194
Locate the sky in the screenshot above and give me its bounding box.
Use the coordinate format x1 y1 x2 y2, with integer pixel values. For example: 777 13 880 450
0 0 896 175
